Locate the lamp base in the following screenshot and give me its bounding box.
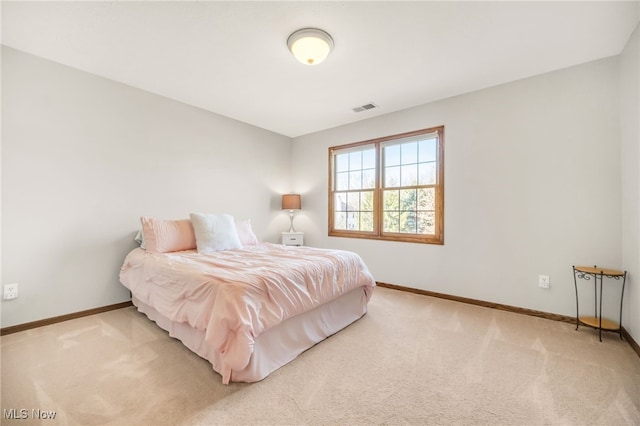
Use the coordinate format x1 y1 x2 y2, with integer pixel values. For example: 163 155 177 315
288 211 296 233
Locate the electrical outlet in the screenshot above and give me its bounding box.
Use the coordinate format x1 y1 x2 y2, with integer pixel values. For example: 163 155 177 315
538 275 550 289
3 283 18 300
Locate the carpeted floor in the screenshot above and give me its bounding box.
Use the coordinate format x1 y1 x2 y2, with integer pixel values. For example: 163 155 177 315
2 286 639 425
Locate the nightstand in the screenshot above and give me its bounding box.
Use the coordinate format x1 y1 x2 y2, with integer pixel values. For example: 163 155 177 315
281 232 304 246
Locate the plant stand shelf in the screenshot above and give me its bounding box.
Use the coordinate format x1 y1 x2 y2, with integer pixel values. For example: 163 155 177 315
577 316 619 331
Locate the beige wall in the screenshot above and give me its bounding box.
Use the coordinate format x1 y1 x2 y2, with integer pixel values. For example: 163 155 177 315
621 23 640 344
292 56 625 326
1 46 293 327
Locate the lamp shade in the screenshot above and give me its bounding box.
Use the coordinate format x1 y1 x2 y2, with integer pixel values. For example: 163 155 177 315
282 194 301 210
287 28 334 65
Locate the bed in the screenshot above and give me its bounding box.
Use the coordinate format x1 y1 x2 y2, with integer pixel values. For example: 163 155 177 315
119 218 375 384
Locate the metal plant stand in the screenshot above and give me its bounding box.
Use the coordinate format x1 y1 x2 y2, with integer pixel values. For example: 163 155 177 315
573 265 627 342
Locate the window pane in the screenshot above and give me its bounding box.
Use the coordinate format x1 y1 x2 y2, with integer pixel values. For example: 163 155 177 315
401 164 418 186
362 149 376 169
334 193 347 211
334 192 375 232
383 211 399 232
417 188 435 210
346 192 360 211
360 212 374 232
334 212 347 230
399 211 417 233
349 170 362 190
336 153 349 172
400 189 416 211
349 151 362 170
384 144 401 167
336 171 349 191
418 162 436 185
418 138 437 163
362 169 375 189
401 141 418 164
383 190 399 211
384 166 400 187
347 212 360 230
417 211 435 235
361 191 374 211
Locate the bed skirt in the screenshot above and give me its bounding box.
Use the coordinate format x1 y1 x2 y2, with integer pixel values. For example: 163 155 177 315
132 287 368 383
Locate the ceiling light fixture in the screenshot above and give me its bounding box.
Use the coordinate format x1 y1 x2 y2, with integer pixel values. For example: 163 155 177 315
287 28 334 66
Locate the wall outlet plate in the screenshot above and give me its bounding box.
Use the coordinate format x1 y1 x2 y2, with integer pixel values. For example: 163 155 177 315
3 283 18 300
538 275 550 289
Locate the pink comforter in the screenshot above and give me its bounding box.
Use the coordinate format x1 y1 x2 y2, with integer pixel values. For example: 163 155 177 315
119 243 375 383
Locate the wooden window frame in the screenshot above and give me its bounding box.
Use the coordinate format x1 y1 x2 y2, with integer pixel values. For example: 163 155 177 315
328 126 444 245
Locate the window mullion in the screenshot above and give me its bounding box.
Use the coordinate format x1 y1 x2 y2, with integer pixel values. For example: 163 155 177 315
374 141 382 237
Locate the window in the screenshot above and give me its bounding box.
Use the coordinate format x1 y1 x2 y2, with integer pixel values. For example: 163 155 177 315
329 126 444 244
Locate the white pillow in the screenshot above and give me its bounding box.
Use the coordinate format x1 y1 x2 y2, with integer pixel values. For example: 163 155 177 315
190 213 242 253
134 230 146 249
235 218 259 246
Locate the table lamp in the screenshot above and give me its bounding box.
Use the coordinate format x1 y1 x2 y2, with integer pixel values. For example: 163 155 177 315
282 194 301 232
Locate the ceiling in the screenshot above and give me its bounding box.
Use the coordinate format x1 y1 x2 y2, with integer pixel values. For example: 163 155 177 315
2 1 639 138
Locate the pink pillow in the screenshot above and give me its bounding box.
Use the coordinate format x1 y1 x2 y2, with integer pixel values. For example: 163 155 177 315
235 218 259 246
140 216 196 253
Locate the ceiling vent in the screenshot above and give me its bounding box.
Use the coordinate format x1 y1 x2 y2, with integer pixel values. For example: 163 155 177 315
352 102 378 113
